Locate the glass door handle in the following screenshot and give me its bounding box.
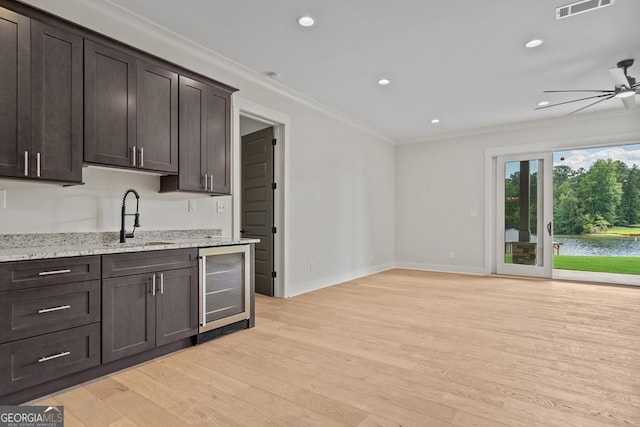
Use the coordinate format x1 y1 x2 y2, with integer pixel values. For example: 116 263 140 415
547 222 552 236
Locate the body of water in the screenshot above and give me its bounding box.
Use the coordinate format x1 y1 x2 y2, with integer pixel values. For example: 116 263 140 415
554 236 640 257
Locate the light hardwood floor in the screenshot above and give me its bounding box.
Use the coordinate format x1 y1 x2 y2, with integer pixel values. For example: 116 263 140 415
34 269 640 426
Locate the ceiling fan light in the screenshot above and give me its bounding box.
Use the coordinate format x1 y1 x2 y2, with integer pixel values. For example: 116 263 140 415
615 87 636 98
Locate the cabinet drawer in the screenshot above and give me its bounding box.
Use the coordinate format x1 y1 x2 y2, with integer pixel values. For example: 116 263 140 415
0 256 100 291
0 323 100 394
102 248 197 278
0 280 100 344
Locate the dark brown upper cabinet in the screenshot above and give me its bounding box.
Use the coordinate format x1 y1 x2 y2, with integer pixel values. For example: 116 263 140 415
0 8 83 183
160 76 233 194
84 40 178 174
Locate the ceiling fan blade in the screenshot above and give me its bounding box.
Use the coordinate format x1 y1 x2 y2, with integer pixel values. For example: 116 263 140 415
568 95 615 115
543 89 613 93
609 67 630 88
534 93 613 110
621 95 637 110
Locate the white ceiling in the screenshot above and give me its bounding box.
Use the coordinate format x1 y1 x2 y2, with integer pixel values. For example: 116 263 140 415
107 0 640 142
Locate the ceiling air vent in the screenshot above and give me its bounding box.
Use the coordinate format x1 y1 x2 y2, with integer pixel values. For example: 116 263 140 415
556 0 615 20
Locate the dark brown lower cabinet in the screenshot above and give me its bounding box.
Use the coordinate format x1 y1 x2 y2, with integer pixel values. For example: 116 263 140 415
0 323 100 395
102 266 197 363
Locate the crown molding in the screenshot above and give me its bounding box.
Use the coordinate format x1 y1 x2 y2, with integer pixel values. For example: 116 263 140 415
396 107 640 146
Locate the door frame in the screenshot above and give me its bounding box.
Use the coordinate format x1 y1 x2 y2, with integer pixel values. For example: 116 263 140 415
483 134 640 277
232 95 290 298
495 152 553 278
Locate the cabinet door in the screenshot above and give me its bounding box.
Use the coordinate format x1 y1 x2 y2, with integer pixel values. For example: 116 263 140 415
155 267 197 346
31 21 83 182
137 61 178 173
176 76 208 192
0 324 100 395
207 85 231 194
0 8 30 178
84 40 136 168
102 274 155 363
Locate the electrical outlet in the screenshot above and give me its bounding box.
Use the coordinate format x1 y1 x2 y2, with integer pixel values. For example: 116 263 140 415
188 200 196 212
309 262 315 272
216 200 227 213
0 190 5 209
448 251 455 259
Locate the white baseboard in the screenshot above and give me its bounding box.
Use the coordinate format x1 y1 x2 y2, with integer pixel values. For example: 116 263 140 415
394 262 487 276
286 262 396 298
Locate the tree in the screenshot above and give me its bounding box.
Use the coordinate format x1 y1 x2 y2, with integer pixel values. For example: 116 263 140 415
554 181 582 234
619 164 640 225
577 159 622 226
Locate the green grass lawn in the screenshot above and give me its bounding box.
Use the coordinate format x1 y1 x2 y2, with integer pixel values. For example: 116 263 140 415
599 224 640 237
505 254 640 274
554 255 640 275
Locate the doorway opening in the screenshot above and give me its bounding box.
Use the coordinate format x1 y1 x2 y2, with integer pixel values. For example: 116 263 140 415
234 98 289 298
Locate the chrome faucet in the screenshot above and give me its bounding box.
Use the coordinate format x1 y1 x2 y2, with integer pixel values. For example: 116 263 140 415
120 189 141 243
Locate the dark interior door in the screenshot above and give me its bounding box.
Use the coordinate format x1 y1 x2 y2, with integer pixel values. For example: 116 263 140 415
241 127 274 296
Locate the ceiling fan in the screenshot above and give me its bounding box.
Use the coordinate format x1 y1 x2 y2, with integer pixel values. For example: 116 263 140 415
536 59 639 114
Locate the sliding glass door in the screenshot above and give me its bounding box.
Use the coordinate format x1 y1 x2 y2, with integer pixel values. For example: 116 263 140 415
496 153 553 277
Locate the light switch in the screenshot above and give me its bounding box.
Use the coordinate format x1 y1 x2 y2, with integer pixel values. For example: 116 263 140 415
217 200 227 213
0 190 5 209
188 200 196 212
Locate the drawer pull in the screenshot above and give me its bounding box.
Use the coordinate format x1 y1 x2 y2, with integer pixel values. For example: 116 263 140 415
38 269 72 276
38 351 71 363
38 305 71 314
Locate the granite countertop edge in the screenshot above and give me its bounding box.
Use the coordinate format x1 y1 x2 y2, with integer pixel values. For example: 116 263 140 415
0 230 259 262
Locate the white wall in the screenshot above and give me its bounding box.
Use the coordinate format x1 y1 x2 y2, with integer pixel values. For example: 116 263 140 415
12 0 396 297
395 109 640 274
240 116 271 137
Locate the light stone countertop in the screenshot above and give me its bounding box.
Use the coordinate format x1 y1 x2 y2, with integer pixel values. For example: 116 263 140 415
0 229 259 262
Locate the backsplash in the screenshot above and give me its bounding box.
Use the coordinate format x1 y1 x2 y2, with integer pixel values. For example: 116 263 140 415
0 167 231 234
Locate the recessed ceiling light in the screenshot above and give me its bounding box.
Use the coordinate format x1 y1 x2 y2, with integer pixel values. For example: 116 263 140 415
525 39 544 48
298 16 315 27
537 101 550 107
377 78 390 86
431 118 440 124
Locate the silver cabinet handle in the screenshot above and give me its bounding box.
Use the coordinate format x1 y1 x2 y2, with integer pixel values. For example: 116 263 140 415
209 174 214 191
132 146 137 167
38 269 71 276
139 147 144 167
36 152 41 177
152 274 156 296
38 305 71 314
160 273 164 294
38 351 70 363
204 174 209 191
24 151 29 176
